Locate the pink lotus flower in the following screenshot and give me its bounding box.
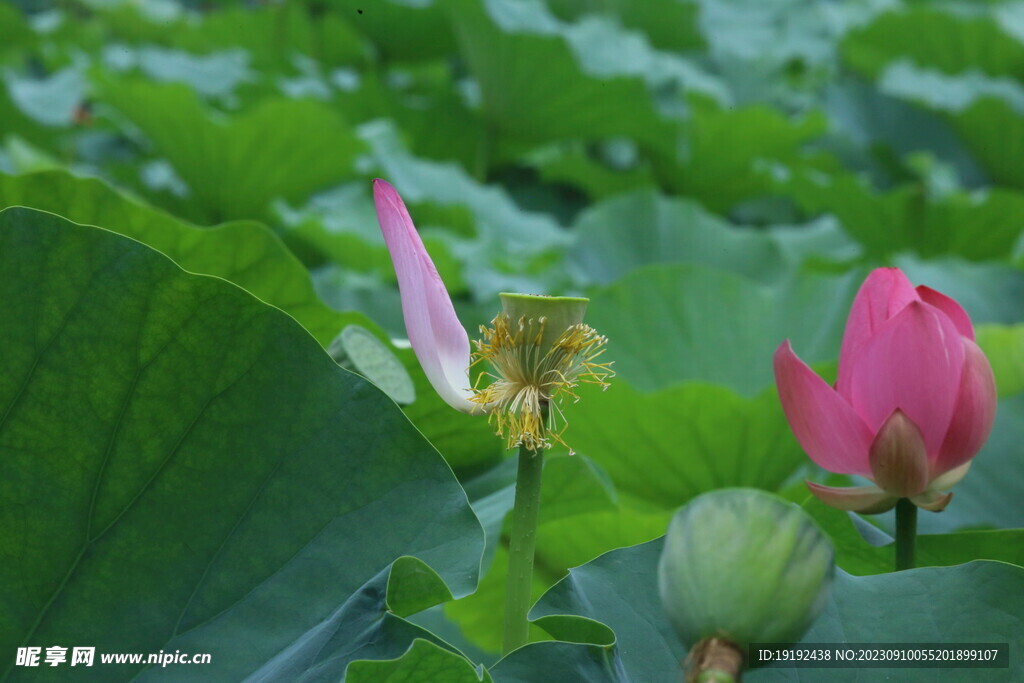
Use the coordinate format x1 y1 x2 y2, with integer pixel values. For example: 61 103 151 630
773 268 997 513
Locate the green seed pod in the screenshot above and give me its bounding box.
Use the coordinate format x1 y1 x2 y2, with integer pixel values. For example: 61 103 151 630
658 488 834 654
498 292 589 350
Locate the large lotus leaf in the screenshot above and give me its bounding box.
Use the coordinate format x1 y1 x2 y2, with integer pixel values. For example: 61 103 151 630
0 207 484 681
98 79 363 222
586 264 860 395
489 639 623 683
522 538 1023 682
239 559 464 682
0 170 347 346
442 0 677 149
569 381 805 510
843 8 1024 79
570 189 787 285
0 171 498 472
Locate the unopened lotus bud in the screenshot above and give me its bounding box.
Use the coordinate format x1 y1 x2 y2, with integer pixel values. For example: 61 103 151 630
658 489 834 681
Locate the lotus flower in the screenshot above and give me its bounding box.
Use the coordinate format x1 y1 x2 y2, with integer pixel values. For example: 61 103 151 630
773 268 997 513
373 179 612 452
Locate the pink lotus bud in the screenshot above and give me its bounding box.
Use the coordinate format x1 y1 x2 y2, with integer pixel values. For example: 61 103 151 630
773 268 997 513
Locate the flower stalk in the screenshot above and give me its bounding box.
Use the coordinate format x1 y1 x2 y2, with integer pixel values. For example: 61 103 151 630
895 497 917 571
372 180 614 655
503 438 546 654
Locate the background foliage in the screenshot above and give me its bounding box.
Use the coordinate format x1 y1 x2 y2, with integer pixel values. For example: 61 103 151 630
0 0 1021 680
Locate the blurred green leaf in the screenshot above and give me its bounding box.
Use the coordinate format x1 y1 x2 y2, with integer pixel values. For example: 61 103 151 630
916 393 1024 534
531 143 656 200
571 189 787 284
338 0 457 61
444 0 679 149
843 8 1024 79
657 100 828 212
361 121 574 300
99 79 363 222
977 324 1024 399
0 207 483 681
779 168 1024 260
949 97 1024 190
546 0 703 52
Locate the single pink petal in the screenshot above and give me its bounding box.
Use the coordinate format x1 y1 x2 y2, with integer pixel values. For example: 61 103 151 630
805 481 897 514
933 339 997 475
909 489 954 512
868 410 929 498
774 341 874 476
916 286 975 340
836 268 919 399
929 461 971 492
373 179 476 413
848 300 965 455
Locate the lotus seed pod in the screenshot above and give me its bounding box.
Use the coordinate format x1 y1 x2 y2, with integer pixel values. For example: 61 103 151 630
658 488 834 654
498 292 589 350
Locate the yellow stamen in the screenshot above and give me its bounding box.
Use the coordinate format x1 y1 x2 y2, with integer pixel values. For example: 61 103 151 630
470 313 614 454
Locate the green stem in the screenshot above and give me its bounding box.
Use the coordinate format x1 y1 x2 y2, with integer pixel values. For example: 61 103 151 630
895 498 917 571
502 443 545 654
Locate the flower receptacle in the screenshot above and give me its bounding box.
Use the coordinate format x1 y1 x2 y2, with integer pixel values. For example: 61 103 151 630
499 293 589 350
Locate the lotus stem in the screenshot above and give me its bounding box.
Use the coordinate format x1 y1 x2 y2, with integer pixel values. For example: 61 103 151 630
686 637 743 683
502 440 545 654
895 497 917 571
